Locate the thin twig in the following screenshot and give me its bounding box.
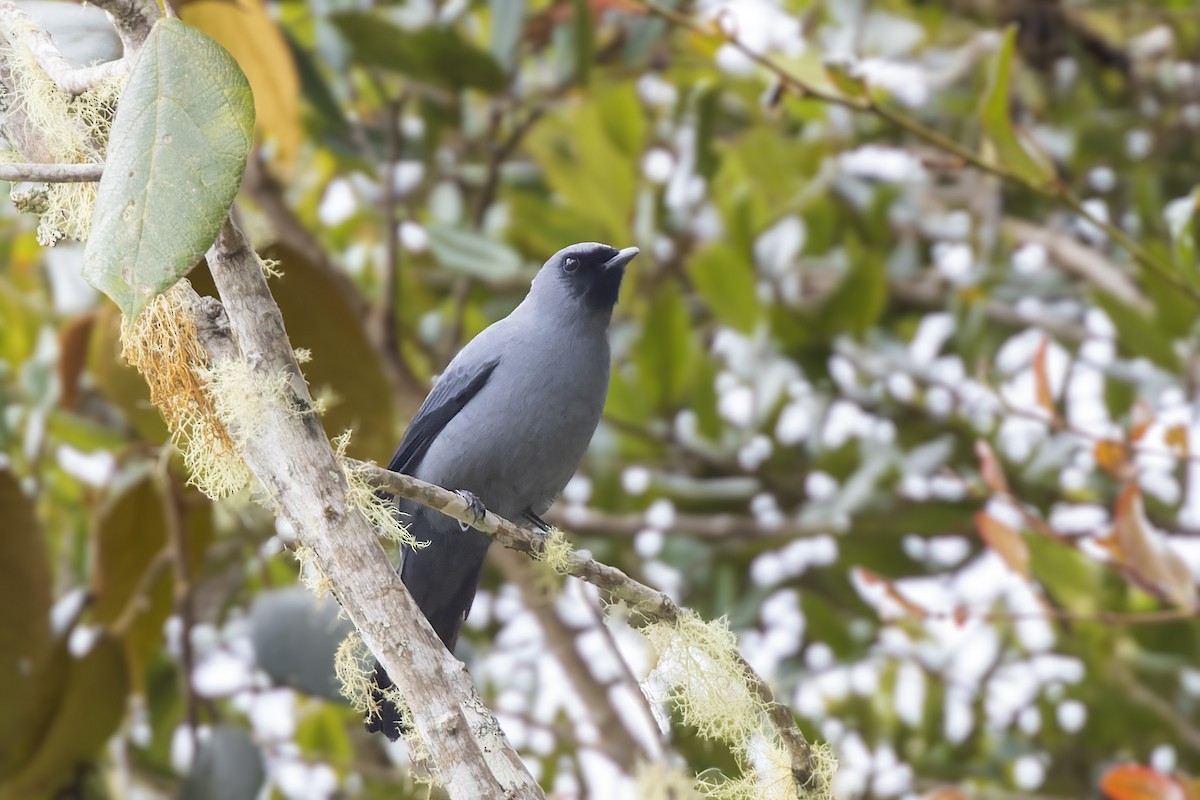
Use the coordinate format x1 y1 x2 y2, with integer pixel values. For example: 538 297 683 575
377 93 410 394
1004 218 1151 313
156 454 200 750
546 504 822 541
108 545 172 637
0 162 104 182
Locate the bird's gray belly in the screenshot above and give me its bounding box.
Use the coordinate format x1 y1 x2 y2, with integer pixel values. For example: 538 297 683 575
412 377 605 519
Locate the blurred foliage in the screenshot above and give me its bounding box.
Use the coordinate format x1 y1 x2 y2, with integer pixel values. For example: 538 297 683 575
5 0 1200 798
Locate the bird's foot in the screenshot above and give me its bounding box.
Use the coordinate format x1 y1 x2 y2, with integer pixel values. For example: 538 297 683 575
453 490 487 531
523 510 552 532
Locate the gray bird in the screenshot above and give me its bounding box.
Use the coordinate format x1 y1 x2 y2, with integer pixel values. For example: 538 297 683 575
367 242 639 739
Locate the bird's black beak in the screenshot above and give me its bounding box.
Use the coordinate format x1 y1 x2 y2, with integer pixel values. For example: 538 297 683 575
603 247 639 273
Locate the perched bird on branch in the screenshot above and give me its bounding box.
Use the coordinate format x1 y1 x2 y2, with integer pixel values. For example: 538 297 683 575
367 242 639 740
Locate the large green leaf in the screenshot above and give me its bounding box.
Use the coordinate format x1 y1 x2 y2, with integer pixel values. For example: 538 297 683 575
250 588 355 701
426 224 524 281
89 475 212 688
688 243 761 333
813 233 887 338
0 637 129 800
977 26 1055 187
0 472 52 768
524 94 637 243
633 282 697 412
330 12 505 93
83 18 254 320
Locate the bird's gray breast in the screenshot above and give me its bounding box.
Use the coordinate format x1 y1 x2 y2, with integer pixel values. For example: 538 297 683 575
413 322 609 519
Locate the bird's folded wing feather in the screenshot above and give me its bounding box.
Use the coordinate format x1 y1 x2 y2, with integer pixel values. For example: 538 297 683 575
386 356 501 475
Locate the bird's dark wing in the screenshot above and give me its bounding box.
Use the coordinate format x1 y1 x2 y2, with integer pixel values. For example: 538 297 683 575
386 357 500 475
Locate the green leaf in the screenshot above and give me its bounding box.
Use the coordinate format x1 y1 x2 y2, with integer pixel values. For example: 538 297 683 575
598 85 644 159
688 243 761 333
83 18 254 320
250 588 355 701
0 472 52 769
0 637 129 800
524 97 636 243
330 13 506 93
426 223 523 281
634 283 696 412
978 26 1055 187
815 233 887 337
1095 292 1179 371
89 475 212 688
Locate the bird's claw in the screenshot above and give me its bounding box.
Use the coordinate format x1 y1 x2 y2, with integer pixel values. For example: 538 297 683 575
523 510 552 532
454 490 487 531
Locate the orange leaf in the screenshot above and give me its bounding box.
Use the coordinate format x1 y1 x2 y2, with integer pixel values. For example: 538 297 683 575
1112 484 1198 609
976 510 1030 576
975 439 1009 495
1033 337 1055 416
856 568 930 619
1101 763 1188 800
1095 439 1130 475
1166 425 1189 459
180 0 301 169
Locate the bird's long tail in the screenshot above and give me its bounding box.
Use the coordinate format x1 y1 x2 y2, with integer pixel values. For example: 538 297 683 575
363 516 491 739
365 663 407 741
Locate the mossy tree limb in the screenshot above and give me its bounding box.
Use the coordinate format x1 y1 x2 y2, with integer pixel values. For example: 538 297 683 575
190 219 546 799
356 460 826 796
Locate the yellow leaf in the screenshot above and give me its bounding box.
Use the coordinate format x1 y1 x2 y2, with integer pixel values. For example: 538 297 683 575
1095 439 1129 476
180 0 301 169
1166 425 1189 458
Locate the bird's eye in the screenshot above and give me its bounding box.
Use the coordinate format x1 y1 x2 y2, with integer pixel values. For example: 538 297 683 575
563 257 580 274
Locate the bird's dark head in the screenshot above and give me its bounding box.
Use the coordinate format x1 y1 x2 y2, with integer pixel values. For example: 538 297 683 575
532 242 639 314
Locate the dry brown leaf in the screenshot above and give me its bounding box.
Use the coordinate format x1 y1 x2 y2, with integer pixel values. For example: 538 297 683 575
976 510 1030 576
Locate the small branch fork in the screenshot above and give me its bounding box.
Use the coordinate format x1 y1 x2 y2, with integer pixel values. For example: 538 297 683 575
0 0 127 97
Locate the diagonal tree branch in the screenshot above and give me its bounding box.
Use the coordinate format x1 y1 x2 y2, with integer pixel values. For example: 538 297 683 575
192 219 545 799
353 459 822 790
